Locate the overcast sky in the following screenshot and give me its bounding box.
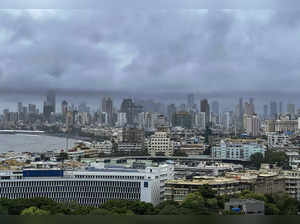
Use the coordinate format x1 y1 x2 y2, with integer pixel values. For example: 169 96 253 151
0 8 300 110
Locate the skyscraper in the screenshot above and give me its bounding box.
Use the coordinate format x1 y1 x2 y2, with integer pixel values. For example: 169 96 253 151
17 102 23 114
270 101 277 120
46 90 56 113
244 114 260 136
43 91 56 121
28 104 37 114
249 98 255 114
167 104 176 125
200 99 210 126
102 97 113 124
279 101 283 114
239 97 244 119
263 104 268 120
211 101 220 115
287 104 296 115
187 93 195 112
120 98 142 125
61 100 68 121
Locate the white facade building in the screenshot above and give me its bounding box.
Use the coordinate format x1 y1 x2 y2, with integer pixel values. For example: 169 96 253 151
212 140 265 161
116 112 127 127
195 112 206 129
0 165 174 206
267 133 289 148
92 140 113 154
148 132 174 156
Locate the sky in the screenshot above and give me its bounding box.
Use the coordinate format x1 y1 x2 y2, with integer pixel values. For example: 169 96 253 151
0 6 300 111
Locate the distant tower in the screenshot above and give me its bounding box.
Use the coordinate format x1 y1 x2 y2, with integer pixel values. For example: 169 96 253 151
61 100 68 120
211 101 220 115
200 99 210 126
279 101 283 114
46 90 56 113
263 105 268 120
270 101 277 120
102 97 113 124
187 93 195 112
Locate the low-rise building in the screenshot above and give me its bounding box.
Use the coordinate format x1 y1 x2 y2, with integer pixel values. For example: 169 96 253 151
267 133 289 148
0 164 174 206
164 176 249 202
225 199 264 215
212 140 265 161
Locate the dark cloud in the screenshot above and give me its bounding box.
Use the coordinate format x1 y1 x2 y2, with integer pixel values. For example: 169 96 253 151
0 9 300 103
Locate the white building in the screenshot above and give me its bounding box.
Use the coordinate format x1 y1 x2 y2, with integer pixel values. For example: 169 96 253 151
267 133 289 148
212 140 265 161
148 132 174 156
243 114 260 136
92 140 113 154
138 112 153 130
0 165 174 206
282 170 300 201
116 112 127 127
195 112 206 129
286 152 300 169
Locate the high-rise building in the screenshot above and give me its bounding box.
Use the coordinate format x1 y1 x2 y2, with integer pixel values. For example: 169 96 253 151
270 101 277 120
279 101 283 114
102 97 113 125
61 100 68 121
249 98 255 114
122 126 144 144
287 104 296 115
195 112 206 129
17 102 23 114
28 104 37 114
116 112 127 127
179 104 186 112
239 98 244 119
46 90 56 113
187 93 195 112
200 99 210 126
120 99 142 125
172 111 192 129
263 105 268 120
243 114 260 136
167 104 176 125
211 101 220 115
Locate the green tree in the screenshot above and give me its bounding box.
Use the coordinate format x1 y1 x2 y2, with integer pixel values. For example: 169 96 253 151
265 203 280 215
89 208 112 215
264 151 289 168
181 192 208 214
250 152 264 169
198 185 217 198
0 205 8 215
101 200 155 215
158 205 181 215
204 126 212 144
21 206 50 216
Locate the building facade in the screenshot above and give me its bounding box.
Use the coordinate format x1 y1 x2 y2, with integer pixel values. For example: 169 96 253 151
212 140 265 161
147 132 174 156
0 167 172 206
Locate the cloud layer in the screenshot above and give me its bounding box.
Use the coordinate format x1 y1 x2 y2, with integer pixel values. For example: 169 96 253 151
0 9 300 100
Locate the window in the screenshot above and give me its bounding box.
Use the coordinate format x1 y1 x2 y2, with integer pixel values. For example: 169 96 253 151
144 182 148 188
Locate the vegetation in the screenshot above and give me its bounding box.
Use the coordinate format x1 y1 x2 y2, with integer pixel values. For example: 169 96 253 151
249 150 290 170
0 186 299 215
250 152 264 169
